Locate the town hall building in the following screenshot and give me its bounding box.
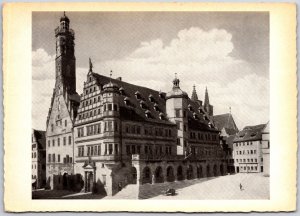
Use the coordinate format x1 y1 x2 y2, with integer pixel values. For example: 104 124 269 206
43 13 231 196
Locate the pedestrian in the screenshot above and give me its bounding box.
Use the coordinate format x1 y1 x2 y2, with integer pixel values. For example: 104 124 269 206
239 183 243 191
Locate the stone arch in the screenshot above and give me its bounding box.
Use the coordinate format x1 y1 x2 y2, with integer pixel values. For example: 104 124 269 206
187 165 194 180
142 166 152 184
63 172 68 189
166 166 175 182
206 164 210 177
197 166 203 178
220 164 224 176
213 164 218 177
177 165 184 181
154 166 164 183
131 167 137 184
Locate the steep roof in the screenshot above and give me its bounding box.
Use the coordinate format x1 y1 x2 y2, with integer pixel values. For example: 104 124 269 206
213 113 239 135
233 124 266 142
91 73 217 132
92 73 173 125
33 129 46 150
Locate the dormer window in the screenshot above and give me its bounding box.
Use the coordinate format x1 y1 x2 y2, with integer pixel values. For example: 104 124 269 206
193 112 198 119
145 110 151 118
140 100 147 109
124 97 130 106
119 87 125 95
135 91 141 99
149 94 155 102
159 112 165 120
153 103 159 111
199 108 204 114
251 132 257 137
188 104 193 111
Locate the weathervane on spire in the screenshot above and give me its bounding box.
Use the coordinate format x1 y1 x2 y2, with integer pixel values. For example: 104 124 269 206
229 106 231 114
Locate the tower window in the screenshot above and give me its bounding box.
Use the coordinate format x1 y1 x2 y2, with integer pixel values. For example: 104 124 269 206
175 109 181 117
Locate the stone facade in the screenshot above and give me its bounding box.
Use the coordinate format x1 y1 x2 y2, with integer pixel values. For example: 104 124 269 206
233 124 266 173
32 129 46 189
45 13 229 196
45 13 80 189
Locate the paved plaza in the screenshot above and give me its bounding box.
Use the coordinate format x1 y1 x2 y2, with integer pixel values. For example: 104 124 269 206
32 173 269 200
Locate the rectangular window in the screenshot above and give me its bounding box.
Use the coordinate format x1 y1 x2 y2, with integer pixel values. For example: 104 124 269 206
104 144 107 155
113 104 117 111
51 124 54 132
58 154 60 163
52 154 55 163
108 144 113 155
57 138 60 146
63 137 66 145
48 154 51 162
115 144 119 155
65 120 67 127
91 146 94 156
52 140 55 146
48 140 50 147
175 109 180 117
69 136 71 145
97 145 101 155
108 121 113 131
136 126 141 134
108 104 112 111
177 138 180 146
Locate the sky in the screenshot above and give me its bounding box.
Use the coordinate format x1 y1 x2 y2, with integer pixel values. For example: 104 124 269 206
32 12 269 131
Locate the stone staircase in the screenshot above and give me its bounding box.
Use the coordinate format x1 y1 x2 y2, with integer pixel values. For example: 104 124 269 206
105 184 139 199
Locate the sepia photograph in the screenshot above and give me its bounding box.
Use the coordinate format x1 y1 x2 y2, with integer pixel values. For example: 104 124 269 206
31 11 270 200
3 2 296 212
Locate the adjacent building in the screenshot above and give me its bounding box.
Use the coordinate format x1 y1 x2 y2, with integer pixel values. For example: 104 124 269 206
261 122 270 176
32 129 46 189
233 124 267 173
213 112 239 174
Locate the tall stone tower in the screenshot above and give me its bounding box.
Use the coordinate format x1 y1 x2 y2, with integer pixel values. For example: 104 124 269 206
45 13 79 190
55 12 76 94
166 75 189 155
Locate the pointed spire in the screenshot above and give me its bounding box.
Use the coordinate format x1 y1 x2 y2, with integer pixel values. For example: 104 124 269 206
191 84 198 101
204 86 210 106
229 106 231 114
109 70 113 83
89 58 93 72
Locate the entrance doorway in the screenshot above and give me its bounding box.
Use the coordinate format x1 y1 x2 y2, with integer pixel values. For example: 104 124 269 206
85 171 94 192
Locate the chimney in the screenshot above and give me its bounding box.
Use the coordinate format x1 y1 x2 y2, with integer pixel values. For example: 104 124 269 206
116 77 122 81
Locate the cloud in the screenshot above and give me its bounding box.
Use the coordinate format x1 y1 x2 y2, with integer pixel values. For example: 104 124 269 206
32 48 55 80
94 27 269 128
32 27 269 130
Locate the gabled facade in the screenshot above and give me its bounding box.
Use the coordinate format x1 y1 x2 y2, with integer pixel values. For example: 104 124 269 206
45 13 80 189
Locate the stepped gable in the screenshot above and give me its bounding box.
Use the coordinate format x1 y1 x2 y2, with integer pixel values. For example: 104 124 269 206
213 113 239 135
91 72 173 125
186 98 218 132
234 124 266 142
33 129 46 150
